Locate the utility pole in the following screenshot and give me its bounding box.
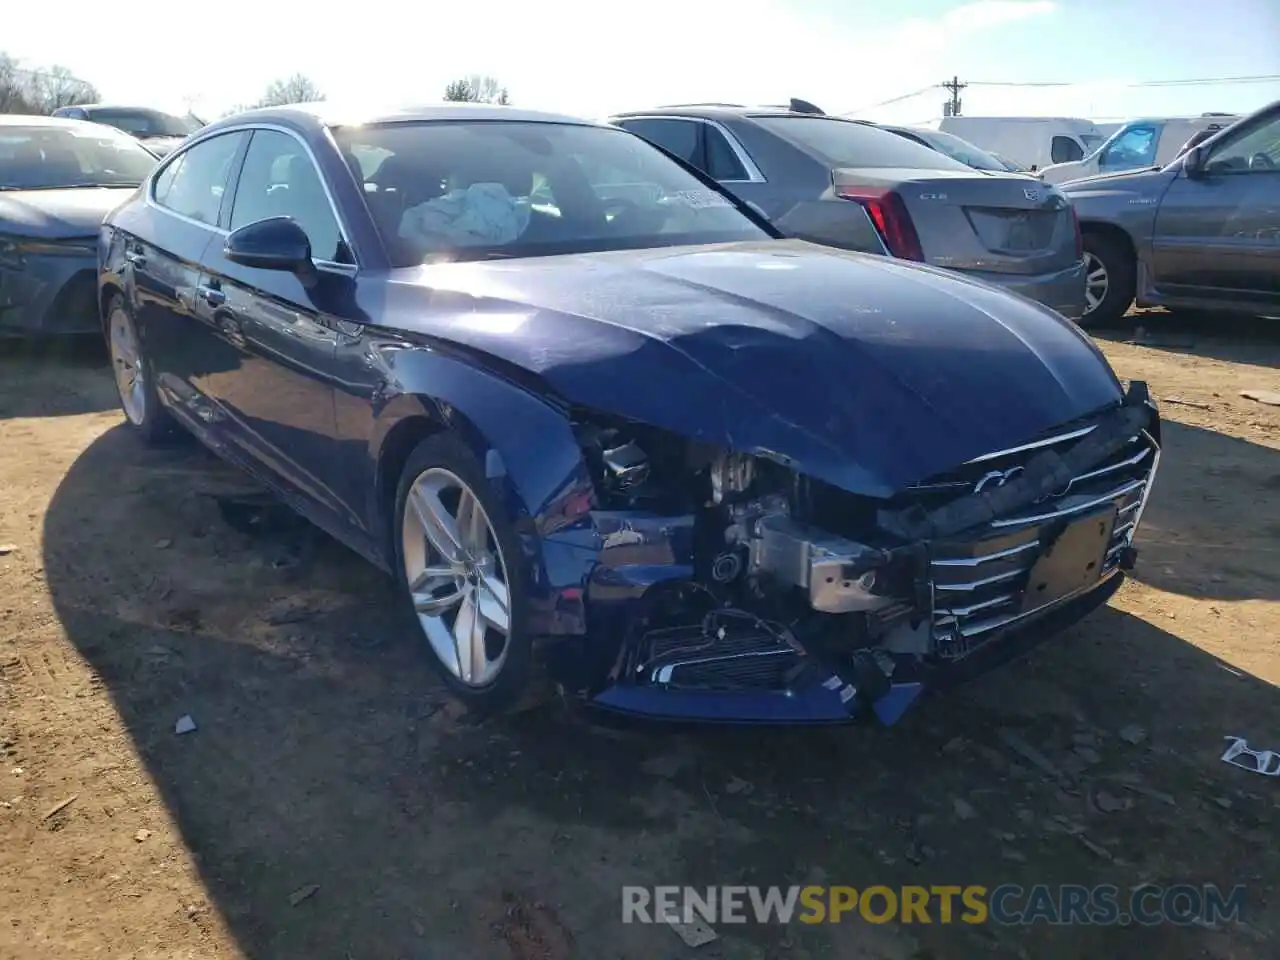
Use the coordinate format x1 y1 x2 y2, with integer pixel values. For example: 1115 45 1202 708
941 75 966 117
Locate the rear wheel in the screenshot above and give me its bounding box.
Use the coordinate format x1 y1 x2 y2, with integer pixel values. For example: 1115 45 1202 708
393 433 541 717
106 294 177 444
1079 233 1136 329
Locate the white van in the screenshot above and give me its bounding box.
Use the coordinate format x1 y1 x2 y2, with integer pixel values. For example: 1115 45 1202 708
1039 114 1240 184
937 117 1105 172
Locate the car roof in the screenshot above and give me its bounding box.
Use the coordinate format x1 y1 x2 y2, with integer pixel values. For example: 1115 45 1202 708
0 114 116 130
611 105 862 123
64 103 175 114
201 101 605 135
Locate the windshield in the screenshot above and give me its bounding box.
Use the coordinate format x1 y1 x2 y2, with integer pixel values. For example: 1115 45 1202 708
0 125 158 189
911 129 1007 172
86 108 195 139
333 120 770 267
753 116 972 171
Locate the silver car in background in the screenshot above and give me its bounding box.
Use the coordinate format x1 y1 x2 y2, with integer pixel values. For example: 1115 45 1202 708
611 104 1087 319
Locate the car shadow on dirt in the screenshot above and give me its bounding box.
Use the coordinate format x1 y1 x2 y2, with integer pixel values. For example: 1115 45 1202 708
0 336 116 419
1093 310 1280 370
1130 419 1280 603
42 426 1278 960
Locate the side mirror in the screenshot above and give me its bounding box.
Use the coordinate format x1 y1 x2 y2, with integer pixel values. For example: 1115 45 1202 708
224 217 315 280
1183 147 1206 179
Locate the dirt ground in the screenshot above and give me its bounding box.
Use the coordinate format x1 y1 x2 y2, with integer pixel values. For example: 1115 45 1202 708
0 311 1277 960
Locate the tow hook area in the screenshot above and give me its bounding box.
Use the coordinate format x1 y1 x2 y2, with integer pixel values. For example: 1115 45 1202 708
799 643 924 727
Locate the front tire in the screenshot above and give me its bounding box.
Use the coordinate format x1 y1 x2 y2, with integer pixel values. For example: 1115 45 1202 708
106 294 177 444
1080 233 1136 329
393 433 537 717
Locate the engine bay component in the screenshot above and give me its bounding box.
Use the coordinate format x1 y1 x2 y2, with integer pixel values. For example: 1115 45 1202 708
747 512 893 613
710 452 757 504
601 439 650 491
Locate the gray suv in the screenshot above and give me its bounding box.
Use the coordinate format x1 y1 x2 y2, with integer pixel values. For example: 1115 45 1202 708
611 104 1087 319
1066 99 1280 327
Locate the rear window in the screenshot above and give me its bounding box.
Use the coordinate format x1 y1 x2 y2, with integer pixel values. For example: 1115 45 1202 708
913 129 1007 172
86 109 195 138
753 116 971 171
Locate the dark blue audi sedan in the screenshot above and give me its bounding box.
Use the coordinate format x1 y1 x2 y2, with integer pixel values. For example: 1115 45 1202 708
99 102 1162 726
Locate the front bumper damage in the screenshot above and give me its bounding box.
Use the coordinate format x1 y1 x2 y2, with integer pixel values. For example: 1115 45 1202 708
572 381 1161 726
0 236 100 336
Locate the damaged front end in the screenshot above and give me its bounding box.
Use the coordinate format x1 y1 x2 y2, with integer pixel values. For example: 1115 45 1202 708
544 381 1160 727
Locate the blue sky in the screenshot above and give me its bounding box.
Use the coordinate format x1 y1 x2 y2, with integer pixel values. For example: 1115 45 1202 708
4 0 1278 123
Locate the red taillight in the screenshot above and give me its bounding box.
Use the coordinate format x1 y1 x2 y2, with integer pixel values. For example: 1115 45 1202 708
1070 205 1083 259
835 185 925 261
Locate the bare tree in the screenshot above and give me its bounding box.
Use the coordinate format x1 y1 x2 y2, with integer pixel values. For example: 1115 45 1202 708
0 52 99 115
0 53 30 114
255 73 325 108
442 74 510 105
27 65 99 113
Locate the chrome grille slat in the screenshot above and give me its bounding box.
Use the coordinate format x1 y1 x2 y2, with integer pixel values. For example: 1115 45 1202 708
990 476 1147 529
931 540 1039 567
1061 446 1151 494
934 568 1025 592
964 423 1097 464
931 426 1160 660
935 593 1019 618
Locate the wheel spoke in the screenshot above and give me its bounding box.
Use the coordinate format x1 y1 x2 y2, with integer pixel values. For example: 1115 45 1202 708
411 564 464 613
409 563 456 593
454 489 487 557
452 593 487 683
476 574 509 633
408 485 466 562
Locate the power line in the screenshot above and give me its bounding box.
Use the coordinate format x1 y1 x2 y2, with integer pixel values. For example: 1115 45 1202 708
843 72 1280 117
966 73 1280 89
840 84 939 115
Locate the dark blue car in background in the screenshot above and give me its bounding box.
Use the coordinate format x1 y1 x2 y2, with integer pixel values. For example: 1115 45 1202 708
98 103 1162 726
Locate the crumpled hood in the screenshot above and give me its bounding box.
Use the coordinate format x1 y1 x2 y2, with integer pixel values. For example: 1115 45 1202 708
386 240 1123 497
0 187 135 239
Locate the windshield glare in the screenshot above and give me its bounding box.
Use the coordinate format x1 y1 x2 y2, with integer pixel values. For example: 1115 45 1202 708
335 120 768 266
0 126 157 189
754 116 972 171
89 108 194 139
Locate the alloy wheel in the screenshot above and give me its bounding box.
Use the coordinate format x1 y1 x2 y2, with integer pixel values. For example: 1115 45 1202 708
400 467 511 687
109 305 147 425
1083 251 1109 315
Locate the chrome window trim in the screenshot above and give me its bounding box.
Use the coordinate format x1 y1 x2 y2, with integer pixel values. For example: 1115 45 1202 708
614 114 767 183
144 122 359 271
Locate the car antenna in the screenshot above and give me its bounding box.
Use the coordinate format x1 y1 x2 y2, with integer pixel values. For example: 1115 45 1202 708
788 98 825 115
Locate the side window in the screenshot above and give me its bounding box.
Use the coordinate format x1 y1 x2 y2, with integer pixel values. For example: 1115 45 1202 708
153 155 184 205
1100 125 1158 170
1205 112 1280 174
1051 135 1084 164
153 132 244 225
620 118 705 171
229 130 346 263
704 125 750 181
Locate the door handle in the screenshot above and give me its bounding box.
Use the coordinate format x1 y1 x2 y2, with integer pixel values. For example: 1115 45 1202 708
124 250 147 269
197 284 226 307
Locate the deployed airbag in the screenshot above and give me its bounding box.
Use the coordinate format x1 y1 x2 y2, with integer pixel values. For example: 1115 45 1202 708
399 182 531 249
